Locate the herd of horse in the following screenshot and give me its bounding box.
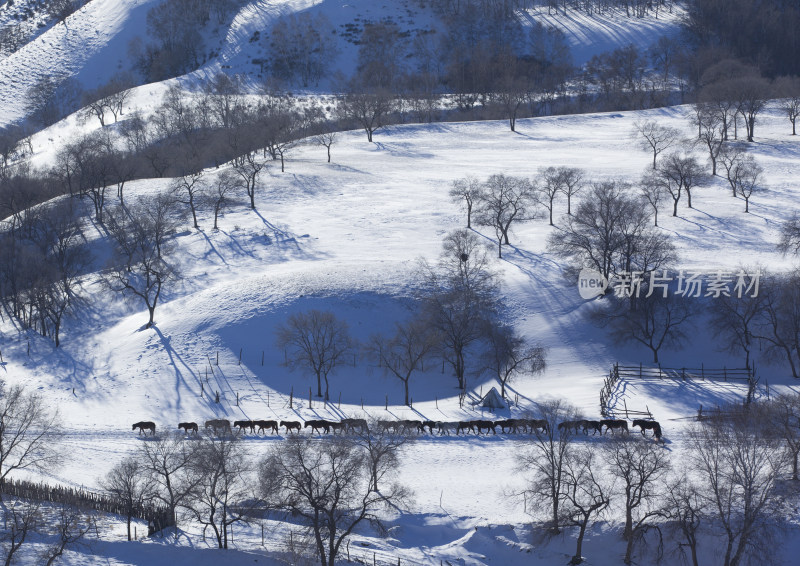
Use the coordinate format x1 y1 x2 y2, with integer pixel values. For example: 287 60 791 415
133 417 663 440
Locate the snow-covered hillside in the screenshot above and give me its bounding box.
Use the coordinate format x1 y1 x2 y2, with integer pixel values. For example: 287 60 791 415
0 0 686 126
3 102 800 563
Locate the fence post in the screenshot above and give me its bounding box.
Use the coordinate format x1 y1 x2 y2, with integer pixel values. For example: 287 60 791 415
701 363 704 380
261 351 264 366
386 395 388 410
338 392 341 409
639 362 642 379
289 387 293 409
238 348 242 365
309 387 312 409
724 366 727 381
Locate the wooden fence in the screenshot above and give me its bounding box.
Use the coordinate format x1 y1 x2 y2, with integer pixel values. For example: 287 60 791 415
602 363 758 419
0 477 175 534
615 363 752 382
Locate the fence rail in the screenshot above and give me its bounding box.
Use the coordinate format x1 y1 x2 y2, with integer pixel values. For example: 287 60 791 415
0 477 175 534
615 363 752 382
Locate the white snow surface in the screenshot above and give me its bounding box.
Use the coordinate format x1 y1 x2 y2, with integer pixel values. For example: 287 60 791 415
3 102 800 564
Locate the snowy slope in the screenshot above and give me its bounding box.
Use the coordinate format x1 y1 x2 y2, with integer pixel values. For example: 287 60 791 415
0 0 686 127
5 101 800 465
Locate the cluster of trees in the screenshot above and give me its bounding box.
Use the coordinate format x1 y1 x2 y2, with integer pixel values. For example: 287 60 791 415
131 0 239 81
277 230 546 403
0 194 90 347
449 170 583 257
102 425 407 566
0 379 86 565
685 0 800 77
264 12 339 87
519 397 798 566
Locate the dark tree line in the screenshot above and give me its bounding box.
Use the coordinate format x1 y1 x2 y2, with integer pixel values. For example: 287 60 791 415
685 0 800 77
0 197 90 347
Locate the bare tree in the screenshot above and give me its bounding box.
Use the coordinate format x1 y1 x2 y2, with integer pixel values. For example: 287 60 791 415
353 420 409 494
727 154 763 212
665 475 705 566
449 176 483 229
230 150 266 210
548 181 676 281
103 457 152 541
708 285 765 369
418 229 498 390
657 152 707 214
693 103 725 175
731 76 771 142
189 437 253 549
493 73 529 132
518 400 579 533
1 499 40 566
557 167 584 216
753 272 800 378
139 432 200 532
688 411 786 566
40 505 93 566
537 167 563 226
561 446 611 565
211 171 237 230
337 88 394 142
312 128 337 163
775 76 800 135
718 143 747 197
0 126 25 172
591 294 695 363
172 171 206 229
105 196 180 328
276 310 353 400
475 173 538 258
640 170 668 227
766 393 800 480
632 120 682 170
778 215 800 256
0 381 60 493
367 316 439 406
604 438 670 565
259 436 391 566
481 324 546 399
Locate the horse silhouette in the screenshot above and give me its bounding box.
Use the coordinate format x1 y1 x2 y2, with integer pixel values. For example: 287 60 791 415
133 421 156 436
632 419 662 440
178 422 198 435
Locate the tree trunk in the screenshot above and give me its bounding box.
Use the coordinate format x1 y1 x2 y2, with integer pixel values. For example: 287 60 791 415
572 521 588 564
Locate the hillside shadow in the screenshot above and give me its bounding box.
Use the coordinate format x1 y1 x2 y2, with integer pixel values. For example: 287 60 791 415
214 291 506 405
